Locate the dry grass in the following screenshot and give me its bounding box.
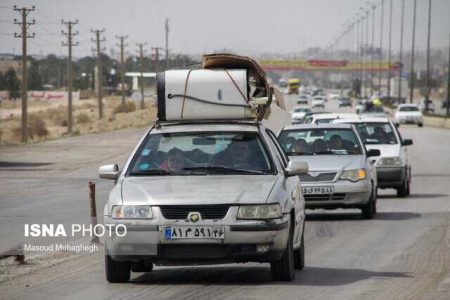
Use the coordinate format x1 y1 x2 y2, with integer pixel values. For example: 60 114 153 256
0 96 156 145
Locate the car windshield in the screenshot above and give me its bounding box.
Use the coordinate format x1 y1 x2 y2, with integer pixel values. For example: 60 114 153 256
278 128 363 156
294 108 309 113
315 118 334 124
350 122 398 145
127 131 275 176
399 106 419 112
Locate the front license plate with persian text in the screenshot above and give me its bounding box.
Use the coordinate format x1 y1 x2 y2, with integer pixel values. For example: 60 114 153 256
164 226 225 240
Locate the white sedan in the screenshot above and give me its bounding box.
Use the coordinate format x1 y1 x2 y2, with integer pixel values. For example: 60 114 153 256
395 104 423 127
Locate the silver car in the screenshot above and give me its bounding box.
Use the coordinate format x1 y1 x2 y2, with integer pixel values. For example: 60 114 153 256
278 124 380 219
99 122 308 282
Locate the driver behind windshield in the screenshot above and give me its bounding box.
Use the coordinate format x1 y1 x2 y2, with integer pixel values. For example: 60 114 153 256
160 148 185 171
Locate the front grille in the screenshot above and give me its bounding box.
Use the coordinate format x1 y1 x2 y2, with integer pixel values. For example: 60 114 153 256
159 205 230 220
300 172 337 182
304 193 346 201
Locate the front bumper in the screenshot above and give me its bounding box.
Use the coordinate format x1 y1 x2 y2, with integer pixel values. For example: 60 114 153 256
376 166 406 188
303 180 372 209
396 116 423 124
104 207 290 264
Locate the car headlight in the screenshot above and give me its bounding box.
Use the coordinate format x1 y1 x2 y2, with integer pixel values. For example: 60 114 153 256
112 205 153 219
237 204 283 220
377 157 402 166
340 169 367 182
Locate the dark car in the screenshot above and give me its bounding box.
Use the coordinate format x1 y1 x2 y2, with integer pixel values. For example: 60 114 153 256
338 97 352 107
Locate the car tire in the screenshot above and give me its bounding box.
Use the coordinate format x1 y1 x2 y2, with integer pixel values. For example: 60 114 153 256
271 221 295 281
105 253 131 283
361 194 375 219
397 169 409 198
418 123 423 127
294 232 305 270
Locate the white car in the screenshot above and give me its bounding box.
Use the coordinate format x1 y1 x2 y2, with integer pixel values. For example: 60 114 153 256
395 104 423 127
278 124 380 219
311 113 359 125
333 117 413 197
297 95 309 105
328 91 341 101
291 106 311 124
311 96 326 109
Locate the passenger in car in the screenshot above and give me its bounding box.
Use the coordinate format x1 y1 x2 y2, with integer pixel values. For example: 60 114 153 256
313 139 327 153
160 148 185 171
293 138 308 154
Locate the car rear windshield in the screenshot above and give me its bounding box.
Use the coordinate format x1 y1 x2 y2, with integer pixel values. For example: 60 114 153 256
294 108 309 113
350 122 398 145
278 128 362 156
127 131 275 176
399 106 419 112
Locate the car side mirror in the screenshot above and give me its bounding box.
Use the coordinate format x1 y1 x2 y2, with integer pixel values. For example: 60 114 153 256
285 161 309 177
99 164 120 180
402 139 413 146
367 149 381 157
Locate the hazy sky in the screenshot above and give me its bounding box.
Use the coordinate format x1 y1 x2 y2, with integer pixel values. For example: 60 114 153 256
0 0 449 58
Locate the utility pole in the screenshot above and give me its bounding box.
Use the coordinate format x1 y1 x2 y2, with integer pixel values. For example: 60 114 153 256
398 0 405 104
425 0 432 113
165 18 170 69
152 47 163 73
61 19 78 134
360 6 370 98
387 0 393 103
91 29 105 119
136 42 147 110
13 5 35 143
368 2 376 96
409 0 417 104
378 0 384 93
116 35 128 113
447 25 450 117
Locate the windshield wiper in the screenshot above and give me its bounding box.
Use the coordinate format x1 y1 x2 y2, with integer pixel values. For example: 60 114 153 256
312 151 335 155
183 166 268 175
129 169 173 176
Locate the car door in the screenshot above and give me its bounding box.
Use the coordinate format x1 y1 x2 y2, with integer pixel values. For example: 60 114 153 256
265 129 305 246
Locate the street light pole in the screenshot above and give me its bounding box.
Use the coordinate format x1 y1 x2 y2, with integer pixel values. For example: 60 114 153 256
387 0 393 103
398 0 405 104
409 0 417 104
425 0 432 112
360 7 370 98
367 1 376 96
378 0 385 94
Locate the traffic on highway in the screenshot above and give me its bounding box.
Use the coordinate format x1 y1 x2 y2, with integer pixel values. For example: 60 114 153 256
1 0 450 299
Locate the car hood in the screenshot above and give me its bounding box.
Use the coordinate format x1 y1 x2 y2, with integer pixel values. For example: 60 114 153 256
365 144 399 159
120 175 278 205
289 155 364 172
292 112 306 118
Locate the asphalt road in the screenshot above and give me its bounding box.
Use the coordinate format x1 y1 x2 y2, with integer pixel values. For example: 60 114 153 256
1 97 450 300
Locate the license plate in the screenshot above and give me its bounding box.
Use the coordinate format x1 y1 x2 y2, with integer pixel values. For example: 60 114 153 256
302 186 334 194
164 226 225 240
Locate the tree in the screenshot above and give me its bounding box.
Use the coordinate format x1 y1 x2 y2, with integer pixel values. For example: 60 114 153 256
4 68 20 100
28 59 43 90
0 71 5 90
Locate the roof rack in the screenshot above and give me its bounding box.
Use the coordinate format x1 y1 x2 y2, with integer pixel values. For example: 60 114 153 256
155 53 272 124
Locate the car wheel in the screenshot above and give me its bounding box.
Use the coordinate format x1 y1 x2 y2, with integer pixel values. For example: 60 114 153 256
396 177 408 198
372 186 378 215
271 221 295 281
105 253 131 283
294 232 305 270
418 123 423 127
361 194 375 219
